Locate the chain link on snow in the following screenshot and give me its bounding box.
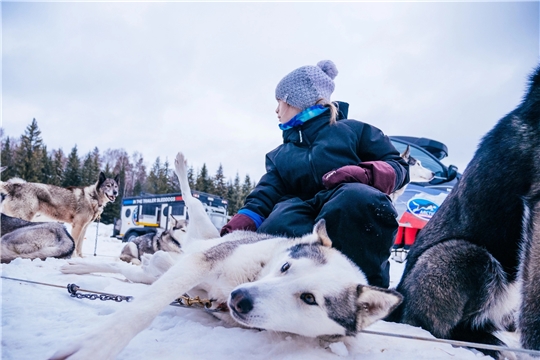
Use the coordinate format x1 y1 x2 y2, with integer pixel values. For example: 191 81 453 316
67 283 133 302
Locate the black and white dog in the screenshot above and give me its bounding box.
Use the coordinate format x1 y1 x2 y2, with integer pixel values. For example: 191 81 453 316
388 64 540 358
53 152 403 359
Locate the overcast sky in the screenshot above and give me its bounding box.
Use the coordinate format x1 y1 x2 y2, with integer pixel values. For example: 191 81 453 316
3 1 539 183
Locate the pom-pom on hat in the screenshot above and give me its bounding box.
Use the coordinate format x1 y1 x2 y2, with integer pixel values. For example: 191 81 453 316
275 60 338 111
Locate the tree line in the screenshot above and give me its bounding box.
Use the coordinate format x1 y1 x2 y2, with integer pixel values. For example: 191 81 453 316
1 119 255 224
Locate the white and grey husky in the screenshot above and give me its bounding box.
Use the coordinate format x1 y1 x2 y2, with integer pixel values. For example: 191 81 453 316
53 152 402 360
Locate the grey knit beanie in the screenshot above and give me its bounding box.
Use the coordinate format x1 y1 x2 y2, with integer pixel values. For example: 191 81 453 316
275 60 338 111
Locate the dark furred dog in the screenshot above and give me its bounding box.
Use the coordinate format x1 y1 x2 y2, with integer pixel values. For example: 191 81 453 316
119 219 186 265
389 65 540 358
1 213 75 263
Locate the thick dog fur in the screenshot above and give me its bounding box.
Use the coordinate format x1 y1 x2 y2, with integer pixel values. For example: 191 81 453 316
389 145 435 202
0 172 119 257
1 213 75 263
119 218 186 265
389 65 540 358
53 152 403 359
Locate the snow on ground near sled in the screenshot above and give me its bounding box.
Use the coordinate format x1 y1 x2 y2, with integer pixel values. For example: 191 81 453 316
2 223 499 360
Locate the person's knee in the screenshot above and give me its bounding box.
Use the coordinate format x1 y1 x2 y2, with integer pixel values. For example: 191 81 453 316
332 183 394 212
258 198 314 237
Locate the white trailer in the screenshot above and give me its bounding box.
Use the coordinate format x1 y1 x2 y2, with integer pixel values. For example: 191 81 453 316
116 191 228 242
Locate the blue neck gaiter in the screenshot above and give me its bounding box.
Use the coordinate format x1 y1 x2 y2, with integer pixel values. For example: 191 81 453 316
279 105 328 131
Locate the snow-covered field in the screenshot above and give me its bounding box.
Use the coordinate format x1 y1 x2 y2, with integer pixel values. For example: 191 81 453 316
1 223 503 359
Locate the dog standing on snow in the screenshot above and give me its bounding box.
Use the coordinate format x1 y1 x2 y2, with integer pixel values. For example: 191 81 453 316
53 152 403 359
0 172 119 258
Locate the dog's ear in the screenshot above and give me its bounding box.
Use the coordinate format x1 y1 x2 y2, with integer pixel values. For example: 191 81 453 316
97 172 106 187
400 145 410 161
312 219 332 247
170 215 178 229
355 285 403 330
114 174 120 184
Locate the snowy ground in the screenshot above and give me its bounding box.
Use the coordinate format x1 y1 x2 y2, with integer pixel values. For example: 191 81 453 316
1 223 511 360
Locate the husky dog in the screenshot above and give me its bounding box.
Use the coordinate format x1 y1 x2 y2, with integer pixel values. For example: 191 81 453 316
119 218 186 265
1 191 75 263
53 152 403 359
0 172 119 258
1 214 75 263
389 145 435 202
388 65 540 358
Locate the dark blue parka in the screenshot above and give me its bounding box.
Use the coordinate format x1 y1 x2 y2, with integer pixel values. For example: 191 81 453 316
242 103 409 220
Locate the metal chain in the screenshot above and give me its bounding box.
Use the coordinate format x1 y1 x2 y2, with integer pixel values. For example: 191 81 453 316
1 276 133 303
67 283 133 302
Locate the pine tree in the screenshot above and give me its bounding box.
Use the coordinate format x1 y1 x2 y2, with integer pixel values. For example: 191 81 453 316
40 146 53 184
187 166 196 191
213 164 227 198
50 149 65 186
91 147 102 181
131 152 146 197
15 118 44 182
196 164 214 194
241 174 254 200
1 136 17 180
63 145 81 187
147 157 169 194
112 149 130 197
226 173 243 215
78 148 102 186
80 152 95 186
166 159 180 193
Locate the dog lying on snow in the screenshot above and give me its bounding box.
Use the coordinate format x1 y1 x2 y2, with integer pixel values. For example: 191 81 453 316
1 190 75 263
53 152 403 359
119 217 186 265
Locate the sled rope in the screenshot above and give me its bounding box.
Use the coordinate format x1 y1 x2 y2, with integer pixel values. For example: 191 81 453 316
361 329 540 357
1 276 133 302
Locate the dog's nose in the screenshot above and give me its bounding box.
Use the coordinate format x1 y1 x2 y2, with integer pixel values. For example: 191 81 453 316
229 288 254 314
113 190 118 195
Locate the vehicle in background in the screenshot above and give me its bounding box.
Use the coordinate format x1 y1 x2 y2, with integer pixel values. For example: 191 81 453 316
389 136 461 262
115 191 228 243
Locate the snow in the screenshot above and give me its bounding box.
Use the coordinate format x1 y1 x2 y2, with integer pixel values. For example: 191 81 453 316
1 223 497 360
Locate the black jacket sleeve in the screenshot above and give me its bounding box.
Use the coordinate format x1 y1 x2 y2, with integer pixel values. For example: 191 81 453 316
354 122 410 192
241 154 287 220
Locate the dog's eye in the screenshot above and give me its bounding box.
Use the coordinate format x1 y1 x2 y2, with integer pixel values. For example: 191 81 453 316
280 262 290 273
300 293 317 305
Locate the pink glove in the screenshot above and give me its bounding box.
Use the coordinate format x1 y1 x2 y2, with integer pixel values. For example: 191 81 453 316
322 161 396 195
220 214 257 236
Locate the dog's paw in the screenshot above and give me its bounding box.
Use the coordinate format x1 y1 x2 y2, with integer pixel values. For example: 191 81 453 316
60 260 93 275
49 332 123 360
174 152 188 175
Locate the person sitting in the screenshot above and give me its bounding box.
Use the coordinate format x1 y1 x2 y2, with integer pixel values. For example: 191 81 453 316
221 60 409 288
